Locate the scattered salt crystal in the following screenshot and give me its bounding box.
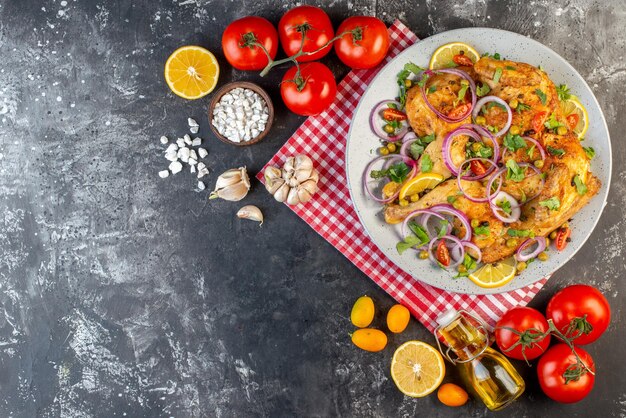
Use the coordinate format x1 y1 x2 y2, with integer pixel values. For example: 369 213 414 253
160 135 168 144
176 138 185 147
188 118 199 127
190 165 196 173
190 126 199 134
198 147 208 158
197 181 205 190
191 138 201 146
169 161 183 174
158 170 169 178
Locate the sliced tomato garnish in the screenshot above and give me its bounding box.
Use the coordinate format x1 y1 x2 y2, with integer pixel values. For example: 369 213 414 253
566 113 580 130
436 240 451 267
470 160 487 176
447 102 472 120
532 111 547 134
382 108 408 121
453 53 474 67
555 227 571 251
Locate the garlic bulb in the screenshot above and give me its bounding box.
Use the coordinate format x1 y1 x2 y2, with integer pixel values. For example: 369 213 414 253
209 167 250 201
237 205 263 225
264 155 319 205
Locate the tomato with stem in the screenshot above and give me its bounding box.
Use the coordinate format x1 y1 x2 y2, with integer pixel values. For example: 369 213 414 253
334 16 390 69
222 16 279 71
537 344 595 403
495 307 551 362
280 62 337 116
278 5 334 62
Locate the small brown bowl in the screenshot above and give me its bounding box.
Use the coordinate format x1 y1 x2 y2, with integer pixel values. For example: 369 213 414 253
208 81 274 147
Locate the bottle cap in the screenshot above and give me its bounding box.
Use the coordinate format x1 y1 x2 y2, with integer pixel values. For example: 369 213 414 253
436 308 459 328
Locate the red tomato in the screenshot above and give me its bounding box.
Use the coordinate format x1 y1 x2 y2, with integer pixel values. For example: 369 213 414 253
452 53 474 67
448 102 472 119
334 16 390 69
566 113 580 130
554 227 571 251
222 17 279 70
537 344 595 403
546 284 611 345
382 108 407 122
280 62 337 116
532 111 547 133
436 240 451 267
470 160 487 176
495 307 551 361
278 6 334 62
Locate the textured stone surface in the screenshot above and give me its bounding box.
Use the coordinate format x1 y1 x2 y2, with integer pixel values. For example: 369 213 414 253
0 0 624 416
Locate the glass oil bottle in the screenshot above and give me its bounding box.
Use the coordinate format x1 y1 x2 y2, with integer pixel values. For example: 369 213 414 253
434 309 525 411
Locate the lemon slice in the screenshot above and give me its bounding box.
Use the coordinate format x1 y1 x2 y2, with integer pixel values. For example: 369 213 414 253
164 46 219 100
560 96 589 139
391 340 445 398
429 42 480 70
468 257 517 288
399 173 445 200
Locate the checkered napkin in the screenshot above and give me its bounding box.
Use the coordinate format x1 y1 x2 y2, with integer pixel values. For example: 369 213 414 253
257 20 548 332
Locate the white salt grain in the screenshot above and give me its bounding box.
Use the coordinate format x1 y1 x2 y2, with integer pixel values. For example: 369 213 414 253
158 170 169 178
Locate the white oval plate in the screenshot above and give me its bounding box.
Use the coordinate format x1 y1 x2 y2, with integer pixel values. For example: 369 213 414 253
346 28 612 295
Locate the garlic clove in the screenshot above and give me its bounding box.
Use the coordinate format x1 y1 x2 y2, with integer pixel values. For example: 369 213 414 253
273 182 290 203
299 179 319 195
210 167 250 201
214 180 249 201
264 166 282 182
266 177 285 195
294 166 314 183
294 155 313 170
240 167 250 189
286 186 301 205
237 205 263 226
215 168 243 189
283 157 296 175
297 187 313 204
309 168 319 184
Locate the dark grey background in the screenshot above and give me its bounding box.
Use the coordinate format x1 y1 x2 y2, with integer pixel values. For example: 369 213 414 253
0 0 623 417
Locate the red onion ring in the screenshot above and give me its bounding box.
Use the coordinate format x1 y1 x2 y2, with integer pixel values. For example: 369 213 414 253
490 191 521 223
370 100 409 141
362 155 405 203
402 131 418 142
400 209 450 244
419 69 477 123
456 158 501 202
472 96 513 137
428 235 466 269
515 236 547 262
442 128 482 176
400 138 418 158
429 204 473 241
461 241 483 264
460 123 501 162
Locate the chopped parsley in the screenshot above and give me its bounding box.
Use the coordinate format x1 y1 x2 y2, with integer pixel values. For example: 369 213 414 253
506 159 525 182
547 146 566 157
421 154 433 173
503 133 527 152
409 133 436 159
455 82 469 105
437 220 449 238
516 102 531 113
371 162 411 183
396 222 430 255
447 195 458 204
496 198 512 215
556 84 571 101
397 62 425 106
455 254 477 278
428 85 437 94
539 196 561 211
535 88 547 105
482 52 502 60
527 144 537 159
476 83 491 97
466 141 493 159
507 229 534 238
544 113 564 130
573 174 588 195
474 224 490 236
505 65 517 71
583 146 595 159
493 67 503 83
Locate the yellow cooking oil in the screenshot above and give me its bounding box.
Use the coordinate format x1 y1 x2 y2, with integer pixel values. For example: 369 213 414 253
435 309 525 411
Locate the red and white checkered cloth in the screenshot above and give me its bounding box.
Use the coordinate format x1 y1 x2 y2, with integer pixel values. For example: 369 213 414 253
257 20 548 332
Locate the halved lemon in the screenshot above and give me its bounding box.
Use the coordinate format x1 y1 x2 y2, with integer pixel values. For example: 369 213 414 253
399 173 445 200
164 46 219 100
468 257 517 288
429 42 480 70
560 96 589 139
391 340 445 398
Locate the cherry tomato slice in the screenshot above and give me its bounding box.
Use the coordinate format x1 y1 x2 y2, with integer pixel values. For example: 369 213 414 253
436 240 451 267
453 53 474 67
566 114 580 130
555 227 571 251
382 108 408 122
448 102 472 119
470 160 487 176
532 111 547 133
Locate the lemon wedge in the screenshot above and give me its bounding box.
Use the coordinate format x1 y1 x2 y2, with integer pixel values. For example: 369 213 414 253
468 257 517 288
429 42 480 70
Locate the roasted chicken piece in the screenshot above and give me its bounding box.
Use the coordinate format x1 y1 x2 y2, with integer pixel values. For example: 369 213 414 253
473 57 559 137
404 69 473 177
